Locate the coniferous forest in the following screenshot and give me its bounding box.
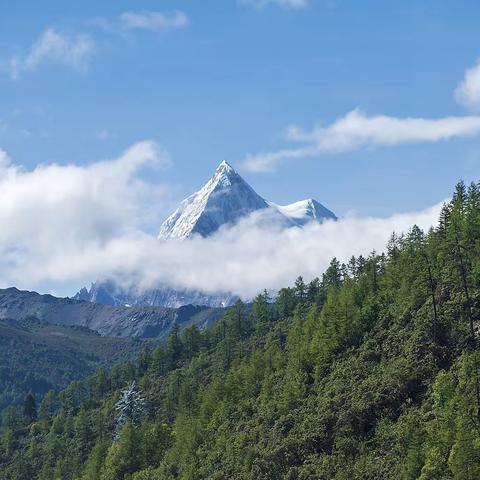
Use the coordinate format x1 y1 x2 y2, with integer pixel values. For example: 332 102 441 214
1 181 480 479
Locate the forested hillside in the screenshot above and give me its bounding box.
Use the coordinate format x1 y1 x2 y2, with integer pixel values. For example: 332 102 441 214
1 181 479 479
0 317 143 416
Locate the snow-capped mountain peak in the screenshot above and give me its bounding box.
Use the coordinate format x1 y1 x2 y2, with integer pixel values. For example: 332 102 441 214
158 160 269 239
158 161 337 239
216 159 235 175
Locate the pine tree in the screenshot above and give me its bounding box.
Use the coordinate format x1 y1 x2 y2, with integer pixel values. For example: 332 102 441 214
102 422 141 480
2 427 14 456
23 393 37 424
252 290 271 336
294 276 307 303
166 323 183 368
114 381 146 440
81 440 109 480
38 390 56 423
75 406 92 458
138 345 153 374
152 346 167 375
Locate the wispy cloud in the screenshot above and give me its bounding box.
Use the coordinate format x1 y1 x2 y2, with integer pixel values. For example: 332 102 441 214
96 129 117 141
7 28 94 79
120 10 190 31
4 10 189 79
242 109 480 172
241 0 309 9
455 59 480 111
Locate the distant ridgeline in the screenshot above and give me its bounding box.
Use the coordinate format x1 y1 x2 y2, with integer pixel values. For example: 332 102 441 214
0 288 226 339
2 181 480 480
75 161 336 309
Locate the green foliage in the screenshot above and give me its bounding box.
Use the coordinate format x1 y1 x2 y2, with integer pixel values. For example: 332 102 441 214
1 181 480 479
0 318 144 420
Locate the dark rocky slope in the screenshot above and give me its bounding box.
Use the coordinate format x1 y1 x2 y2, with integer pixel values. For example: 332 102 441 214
0 287 225 339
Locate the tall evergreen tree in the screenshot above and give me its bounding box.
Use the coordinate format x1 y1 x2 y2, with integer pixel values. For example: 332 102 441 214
23 394 37 424
114 382 146 440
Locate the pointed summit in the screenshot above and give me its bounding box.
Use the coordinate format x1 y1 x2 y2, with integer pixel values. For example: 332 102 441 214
216 160 234 172
158 161 268 239
208 160 238 189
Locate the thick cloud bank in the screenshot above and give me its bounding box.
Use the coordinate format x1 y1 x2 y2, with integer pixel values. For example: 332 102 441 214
0 143 443 298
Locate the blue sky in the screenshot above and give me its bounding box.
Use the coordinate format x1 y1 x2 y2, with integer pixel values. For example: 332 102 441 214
1 0 480 219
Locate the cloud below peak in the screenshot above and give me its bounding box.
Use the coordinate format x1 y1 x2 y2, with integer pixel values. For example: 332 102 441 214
0 141 169 256
0 142 444 299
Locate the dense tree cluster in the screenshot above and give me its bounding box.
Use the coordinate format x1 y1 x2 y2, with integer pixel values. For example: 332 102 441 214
0 317 142 416
1 181 480 479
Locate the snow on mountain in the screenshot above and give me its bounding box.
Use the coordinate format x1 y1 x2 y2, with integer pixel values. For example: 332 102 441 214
75 280 238 310
271 199 337 226
158 160 269 239
158 161 335 239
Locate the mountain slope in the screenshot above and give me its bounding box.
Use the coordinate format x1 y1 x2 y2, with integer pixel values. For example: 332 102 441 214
75 281 237 309
0 316 142 415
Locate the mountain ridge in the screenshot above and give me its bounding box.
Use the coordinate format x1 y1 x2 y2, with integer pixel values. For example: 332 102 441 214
0 287 225 339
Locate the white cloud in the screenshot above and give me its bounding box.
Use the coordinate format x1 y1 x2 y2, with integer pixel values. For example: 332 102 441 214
114 204 442 298
241 0 309 8
0 149 11 169
120 10 190 31
0 142 171 288
0 143 443 299
4 11 188 79
242 109 480 171
8 28 94 79
455 59 480 111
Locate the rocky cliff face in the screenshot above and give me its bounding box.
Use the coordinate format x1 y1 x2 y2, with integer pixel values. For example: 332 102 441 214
75 281 238 309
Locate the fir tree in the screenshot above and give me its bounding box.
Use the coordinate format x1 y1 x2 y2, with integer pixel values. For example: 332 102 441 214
23 394 37 424
114 381 146 440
